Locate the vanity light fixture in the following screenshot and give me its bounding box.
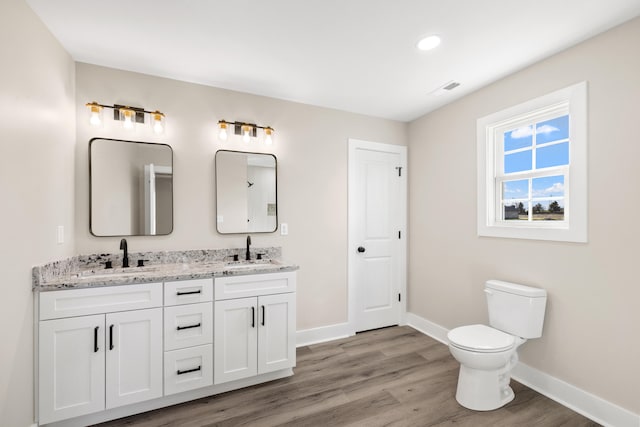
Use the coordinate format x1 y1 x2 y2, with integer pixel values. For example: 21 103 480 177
85 102 166 134
217 120 275 145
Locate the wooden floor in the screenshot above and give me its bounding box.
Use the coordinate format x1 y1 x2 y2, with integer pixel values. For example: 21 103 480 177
97 326 599 426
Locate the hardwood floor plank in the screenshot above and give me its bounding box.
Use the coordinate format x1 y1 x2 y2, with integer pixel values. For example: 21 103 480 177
95 326 600 427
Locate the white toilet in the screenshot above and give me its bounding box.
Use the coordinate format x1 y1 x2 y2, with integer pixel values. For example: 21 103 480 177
447 280 547 411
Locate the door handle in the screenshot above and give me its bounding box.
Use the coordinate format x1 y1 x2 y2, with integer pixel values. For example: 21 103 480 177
357 246 366 253
94 326 99 353
109 324 114 350
261 305 265 326
251 306 255 328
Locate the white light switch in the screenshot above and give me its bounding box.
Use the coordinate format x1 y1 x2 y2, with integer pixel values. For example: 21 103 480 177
57 225 64 244
280 223 288 236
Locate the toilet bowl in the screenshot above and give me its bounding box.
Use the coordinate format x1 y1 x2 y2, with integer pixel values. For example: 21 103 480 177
448 324 525 410
447 280 547 411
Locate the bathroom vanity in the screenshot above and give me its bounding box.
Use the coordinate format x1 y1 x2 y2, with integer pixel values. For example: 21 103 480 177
33 248 297 426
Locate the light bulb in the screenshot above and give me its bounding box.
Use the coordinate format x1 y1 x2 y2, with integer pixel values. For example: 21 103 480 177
242 125 251 143
121 108 135 129
264 127 274 145
86 102 103 127
218 121 228 141
90 110 102 126
417 35 441 51
152 112 165 134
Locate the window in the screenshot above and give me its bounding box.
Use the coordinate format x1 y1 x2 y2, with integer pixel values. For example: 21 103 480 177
477 82 587 242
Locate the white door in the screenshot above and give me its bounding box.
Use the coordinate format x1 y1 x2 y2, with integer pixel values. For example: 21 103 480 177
349 139 406 333
105 308 163 409
214 297 258 384
258 293 296 374
39 315 105 424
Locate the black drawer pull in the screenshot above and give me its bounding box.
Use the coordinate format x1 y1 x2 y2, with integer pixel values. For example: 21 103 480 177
94 326 99 353
109 324 114 350
177 323 201 331
251 307 255 328
176 289 202 296
261 305 265 326
177 366 201 375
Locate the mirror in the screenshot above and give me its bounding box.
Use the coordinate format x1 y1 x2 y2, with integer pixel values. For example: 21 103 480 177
216 150 277 234
90 138 173 236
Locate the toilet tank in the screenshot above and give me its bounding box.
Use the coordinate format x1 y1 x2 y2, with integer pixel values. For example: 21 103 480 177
485 280 547 338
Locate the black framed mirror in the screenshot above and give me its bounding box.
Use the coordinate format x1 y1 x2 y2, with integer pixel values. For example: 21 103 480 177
89 138 173 236
215 150 277 234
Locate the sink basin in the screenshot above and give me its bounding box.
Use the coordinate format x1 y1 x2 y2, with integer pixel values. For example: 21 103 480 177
72 265 160 280
223 260 281 272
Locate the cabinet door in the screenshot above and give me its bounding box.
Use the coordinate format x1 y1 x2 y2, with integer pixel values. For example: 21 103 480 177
105 308 163 409
214 297 258 384
39 315 105 424
258 293 296 374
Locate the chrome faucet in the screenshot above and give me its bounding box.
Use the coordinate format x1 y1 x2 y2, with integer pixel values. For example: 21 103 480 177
120 238 129 268
246 235 252 261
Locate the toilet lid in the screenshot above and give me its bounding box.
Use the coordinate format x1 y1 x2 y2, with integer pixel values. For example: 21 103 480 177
448 324 515 352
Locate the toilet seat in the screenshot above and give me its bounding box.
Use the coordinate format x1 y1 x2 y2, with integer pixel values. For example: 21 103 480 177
448 324 515 353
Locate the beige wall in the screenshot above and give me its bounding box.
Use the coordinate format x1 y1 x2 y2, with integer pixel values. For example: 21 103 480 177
0 0 76 425
75 63 408 331
408 17 640 413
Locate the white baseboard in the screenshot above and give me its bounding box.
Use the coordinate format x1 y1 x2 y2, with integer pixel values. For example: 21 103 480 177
296 322 352 347
406 312 640 427
405 312 449 344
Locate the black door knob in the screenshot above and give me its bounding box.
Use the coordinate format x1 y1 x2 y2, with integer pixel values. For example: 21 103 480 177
357 246 366 253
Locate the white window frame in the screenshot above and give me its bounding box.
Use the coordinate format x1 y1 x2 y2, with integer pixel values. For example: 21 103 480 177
477 82 587 242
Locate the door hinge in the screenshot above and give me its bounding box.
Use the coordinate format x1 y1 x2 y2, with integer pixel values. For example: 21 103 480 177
398 293 401 302
395 166 402 177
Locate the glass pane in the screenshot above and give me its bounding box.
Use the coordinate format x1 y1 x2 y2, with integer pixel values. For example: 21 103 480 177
536 142 569 169
502 179 529 201
531 200 565 221
536 115 569 145
502 203 528 221
504 125 533 151
504 150 532 173
532 175 564 199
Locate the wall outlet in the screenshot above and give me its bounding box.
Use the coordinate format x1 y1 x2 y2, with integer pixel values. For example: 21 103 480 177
57 225 64 244
280 223 288 236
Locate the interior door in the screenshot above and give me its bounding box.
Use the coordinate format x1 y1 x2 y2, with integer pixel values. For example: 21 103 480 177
349 140 406 332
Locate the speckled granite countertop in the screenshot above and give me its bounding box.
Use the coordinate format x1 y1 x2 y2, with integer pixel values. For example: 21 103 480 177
33 247 298 292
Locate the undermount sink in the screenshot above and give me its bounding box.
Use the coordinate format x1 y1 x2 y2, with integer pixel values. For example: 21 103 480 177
223 260 281 271
72 266 160 280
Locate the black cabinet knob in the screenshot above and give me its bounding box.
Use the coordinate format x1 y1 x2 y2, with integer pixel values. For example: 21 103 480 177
357 246 366 253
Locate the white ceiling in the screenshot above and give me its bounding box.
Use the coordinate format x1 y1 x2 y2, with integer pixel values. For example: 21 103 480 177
26 0 640 122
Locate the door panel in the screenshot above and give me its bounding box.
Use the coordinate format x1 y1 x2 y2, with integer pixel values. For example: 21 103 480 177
214 298 258 384
105 308 163 409
352 144 403 332
258 293 296 374
39 315 105 424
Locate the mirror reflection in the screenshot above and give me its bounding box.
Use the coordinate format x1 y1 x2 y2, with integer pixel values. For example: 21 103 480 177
216 150 277 234
90 138 173 236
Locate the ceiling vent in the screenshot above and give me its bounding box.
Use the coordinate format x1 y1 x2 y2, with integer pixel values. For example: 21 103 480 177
429 80 461 97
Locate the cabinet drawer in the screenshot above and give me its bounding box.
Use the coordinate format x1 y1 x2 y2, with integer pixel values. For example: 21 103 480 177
164 344 213 395
164 302 213 351
39 283 163 320
215 272 296 300
164 278 213 306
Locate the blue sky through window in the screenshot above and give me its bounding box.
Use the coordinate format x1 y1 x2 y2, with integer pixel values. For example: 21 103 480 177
504 114 569 174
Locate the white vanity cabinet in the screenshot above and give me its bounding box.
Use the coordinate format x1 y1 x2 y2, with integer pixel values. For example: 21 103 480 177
38 284 163 424
214 272 296 384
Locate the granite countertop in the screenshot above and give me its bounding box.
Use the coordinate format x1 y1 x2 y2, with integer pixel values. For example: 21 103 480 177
33 247 298 292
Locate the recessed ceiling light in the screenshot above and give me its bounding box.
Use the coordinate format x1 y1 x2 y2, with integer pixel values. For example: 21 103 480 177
417 35 441 51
